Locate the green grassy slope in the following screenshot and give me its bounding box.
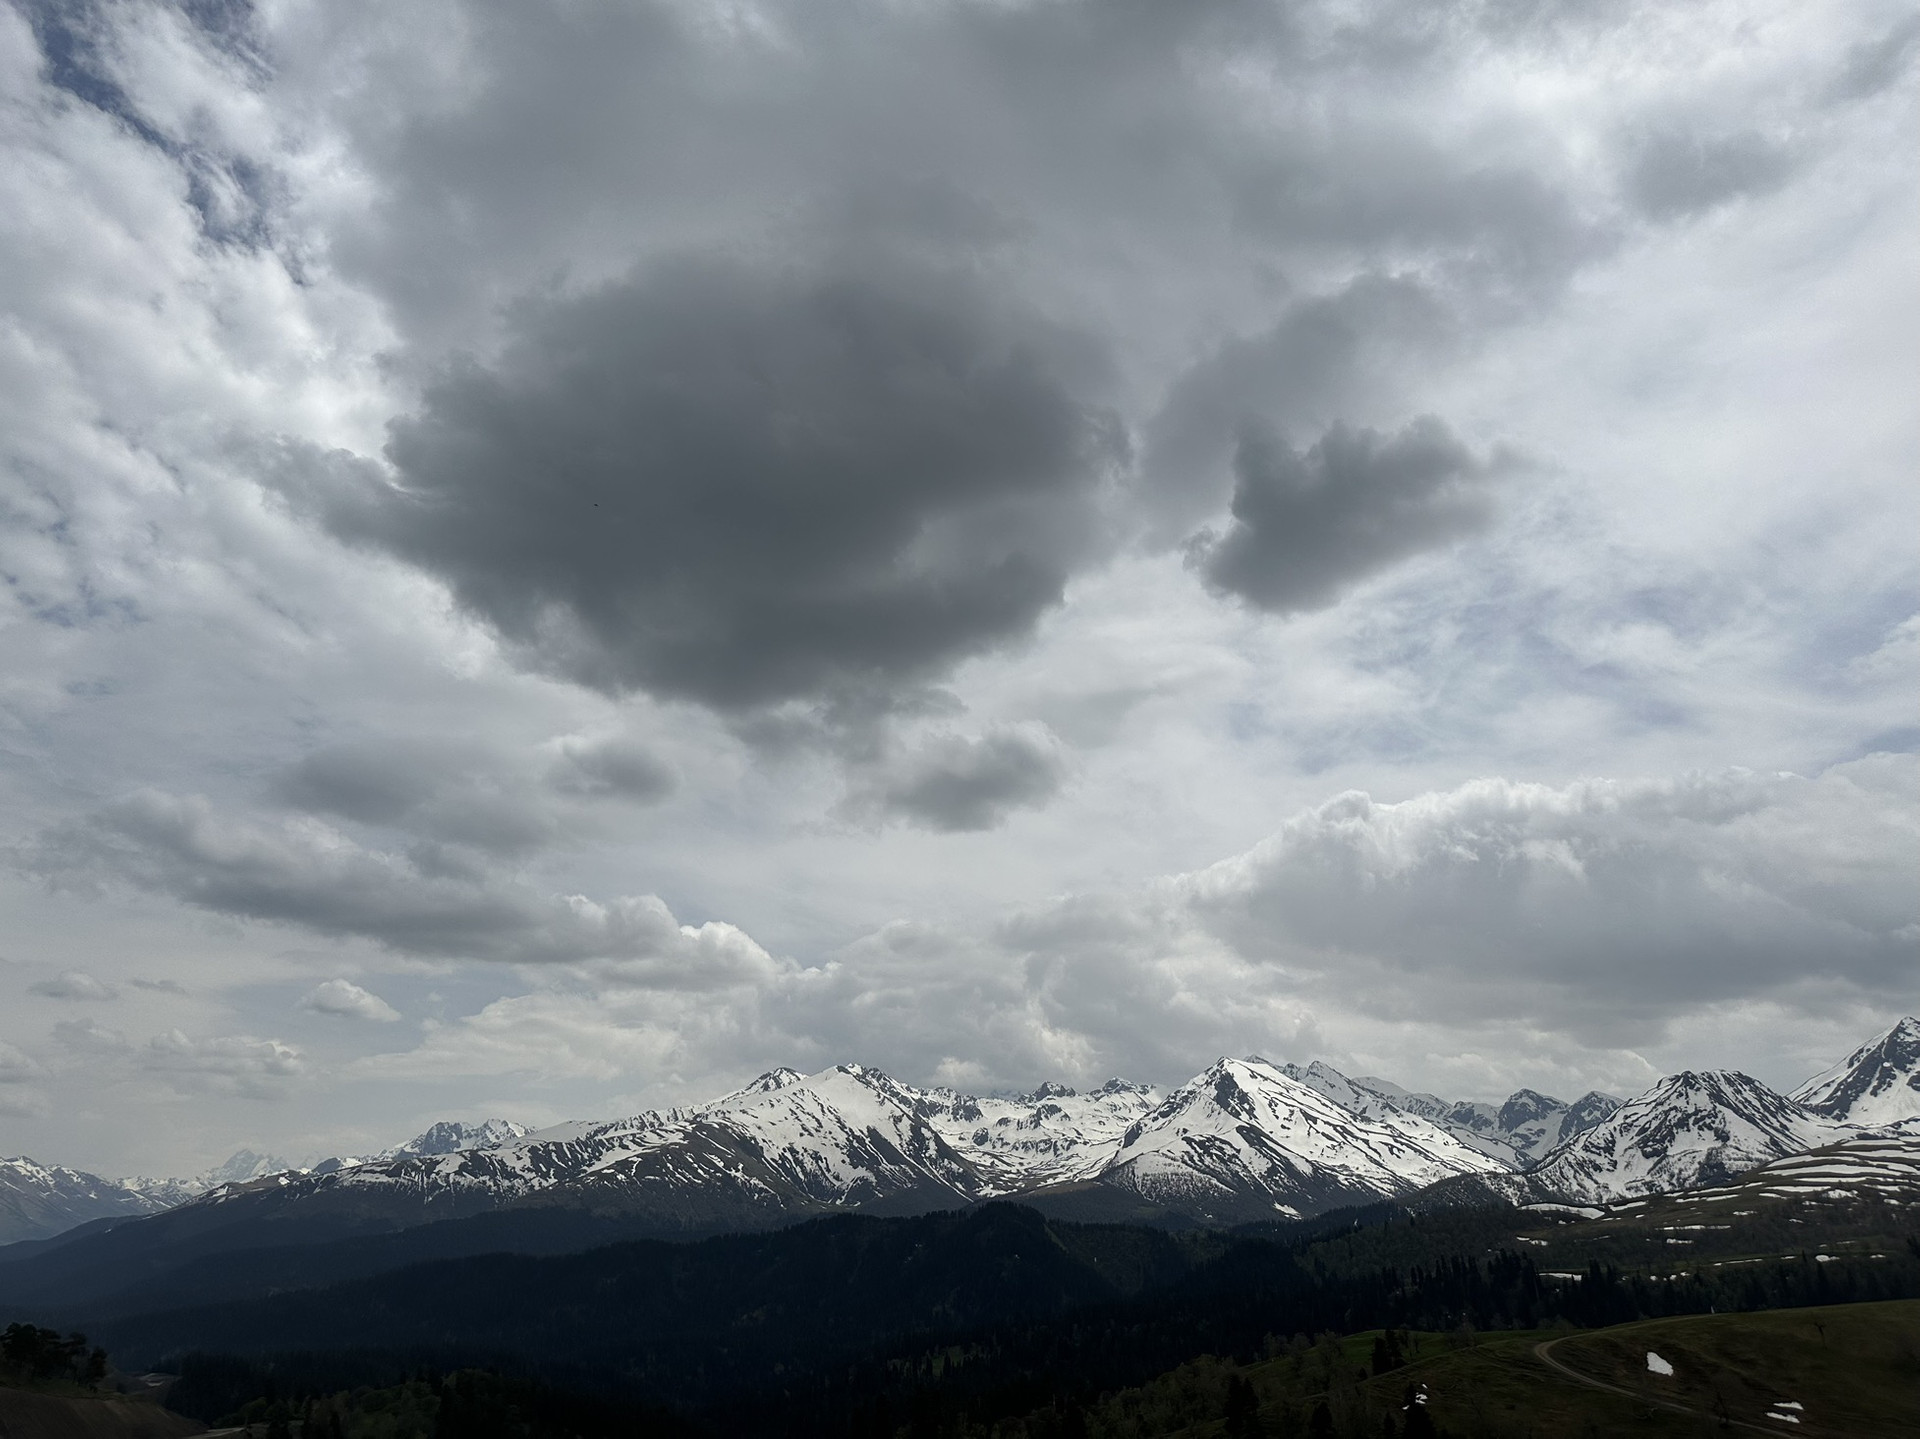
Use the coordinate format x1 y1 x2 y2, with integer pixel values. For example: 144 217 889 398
1541 1300 1920 1437
1052 1299 1920 1438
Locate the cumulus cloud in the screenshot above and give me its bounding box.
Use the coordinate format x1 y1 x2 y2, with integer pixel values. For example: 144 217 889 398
24 789 783 983
1140 276 1457 541
1034 754 1920 1052
28 970 118 1000
846 722 1069 831
301 978 401 1022
139 1030 304 1100
45 1012 304 1101
1192 417 1498 613
352 757 1919 1101
291 258 1124 710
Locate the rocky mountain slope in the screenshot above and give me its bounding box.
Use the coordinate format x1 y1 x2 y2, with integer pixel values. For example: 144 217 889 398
1080 1057 1504 1222
1281 1061 1621 1164
6 1016 1914 1249
1793 1015 1920 1126
0 1157 169 1246
1525 1069 1846 1204
182 1064 1150 1235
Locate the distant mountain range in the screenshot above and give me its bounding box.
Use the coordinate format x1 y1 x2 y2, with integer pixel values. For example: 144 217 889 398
0 1119 530 1245
2 1017 1915 1250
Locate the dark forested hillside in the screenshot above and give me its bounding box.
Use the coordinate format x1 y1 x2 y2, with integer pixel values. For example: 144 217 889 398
43 1194 1913 1438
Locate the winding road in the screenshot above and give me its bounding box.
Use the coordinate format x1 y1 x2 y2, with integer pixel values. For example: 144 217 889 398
1532 1336 1841 1437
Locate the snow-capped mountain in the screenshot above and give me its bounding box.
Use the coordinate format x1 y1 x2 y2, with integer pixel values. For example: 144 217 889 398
1525 1070 1846 1204
1792 1016 1920 1126
205 1148 296 1186
103 1059 1508 1241
386 1118 531 1159
1088 1058 1506 1221
911 1078 1163 1187
111 1149 296 1210
188 1066 1015 1233
0 1125 531 1247
0 1157 171 1245
1281 1062 1620 1165
13 1017 1917 1250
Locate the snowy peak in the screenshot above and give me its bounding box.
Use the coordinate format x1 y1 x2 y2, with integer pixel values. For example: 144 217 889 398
912 1075 1162 1189
1564 1091 1623 1135
1529 1069 1845 1204
1497 1089 1561 1130
689 1063 989 1207
1280 1061 1613 1166
387 1119 530 1158
1094 1057 1504 1219
0 1156 168 1245
204 1149 294 1186
703 1068 809 1112
1792 1016 1920 1126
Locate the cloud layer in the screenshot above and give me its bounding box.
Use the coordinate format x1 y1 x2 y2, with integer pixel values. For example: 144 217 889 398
0 0 1912 1173
22 756 1915 1108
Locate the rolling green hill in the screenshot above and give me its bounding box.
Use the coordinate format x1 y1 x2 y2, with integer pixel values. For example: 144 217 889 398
1029 1299 1920 1438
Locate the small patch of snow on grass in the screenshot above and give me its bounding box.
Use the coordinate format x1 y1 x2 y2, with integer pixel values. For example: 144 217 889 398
1646 1352 1674 1376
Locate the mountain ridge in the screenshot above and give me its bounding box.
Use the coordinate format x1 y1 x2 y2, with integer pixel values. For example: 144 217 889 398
4 1016 1914 1249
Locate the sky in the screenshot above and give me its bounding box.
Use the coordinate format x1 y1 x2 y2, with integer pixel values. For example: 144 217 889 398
0 0 1915 1180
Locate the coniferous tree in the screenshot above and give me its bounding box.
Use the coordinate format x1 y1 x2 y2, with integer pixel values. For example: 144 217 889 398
1223 1374 1263 1438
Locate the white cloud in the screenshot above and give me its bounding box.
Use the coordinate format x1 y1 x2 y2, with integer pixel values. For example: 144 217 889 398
139 1030 305 1100
301 978 401 1022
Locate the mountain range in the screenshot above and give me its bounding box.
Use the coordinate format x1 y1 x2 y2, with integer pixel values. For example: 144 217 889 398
0 1119 530 1245
3 1017 1915 1251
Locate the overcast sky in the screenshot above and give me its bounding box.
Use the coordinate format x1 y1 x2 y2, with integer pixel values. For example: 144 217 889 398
1 0 1915 1178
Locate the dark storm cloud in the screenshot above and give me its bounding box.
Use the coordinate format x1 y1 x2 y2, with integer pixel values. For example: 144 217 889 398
1139 277 1455 541
1194 417 1496 613
851 724 1068 832
302 258 1123 710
